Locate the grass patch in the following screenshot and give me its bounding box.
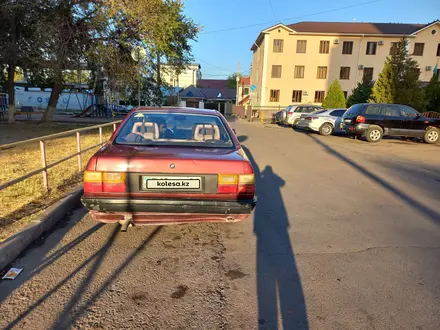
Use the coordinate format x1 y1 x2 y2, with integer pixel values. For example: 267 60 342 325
0 122 114 241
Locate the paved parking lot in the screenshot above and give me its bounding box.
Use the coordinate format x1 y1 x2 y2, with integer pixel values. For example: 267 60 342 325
1 119 440 329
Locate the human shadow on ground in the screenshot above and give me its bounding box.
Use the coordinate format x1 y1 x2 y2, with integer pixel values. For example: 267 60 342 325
242 144 309 329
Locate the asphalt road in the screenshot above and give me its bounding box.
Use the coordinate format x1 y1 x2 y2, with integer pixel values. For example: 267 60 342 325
1 119 440 329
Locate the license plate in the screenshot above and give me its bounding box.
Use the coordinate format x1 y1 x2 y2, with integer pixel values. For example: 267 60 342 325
344 119 352 123
143 176 201 190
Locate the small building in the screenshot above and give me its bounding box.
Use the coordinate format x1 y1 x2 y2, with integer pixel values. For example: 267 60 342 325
178 85 236 114
237 76 250 107
161 63 202 89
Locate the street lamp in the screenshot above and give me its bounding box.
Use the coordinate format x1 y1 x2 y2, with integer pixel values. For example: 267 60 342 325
131 46 147 107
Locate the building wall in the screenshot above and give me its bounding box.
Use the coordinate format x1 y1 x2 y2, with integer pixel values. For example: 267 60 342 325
250 37 265 106
251 22 440 107
162 64 201 88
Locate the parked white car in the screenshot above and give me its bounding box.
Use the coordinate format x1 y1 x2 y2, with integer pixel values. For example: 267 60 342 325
297 108 347 135
283 105 325 126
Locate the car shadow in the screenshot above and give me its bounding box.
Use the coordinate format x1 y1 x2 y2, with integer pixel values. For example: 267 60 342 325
242 145 309 329
307 134 440 226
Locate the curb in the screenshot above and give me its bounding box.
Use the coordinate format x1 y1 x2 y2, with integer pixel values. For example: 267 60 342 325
0 187 83 272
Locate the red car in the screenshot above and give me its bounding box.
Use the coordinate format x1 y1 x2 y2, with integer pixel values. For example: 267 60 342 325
81 107 256 230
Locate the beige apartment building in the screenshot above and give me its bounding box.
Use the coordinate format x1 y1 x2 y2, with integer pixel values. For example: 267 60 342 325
250 20 440 107
161 63 202 88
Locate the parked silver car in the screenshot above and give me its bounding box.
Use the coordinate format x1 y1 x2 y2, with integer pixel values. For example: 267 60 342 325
297 108 347 135
283 105 325 126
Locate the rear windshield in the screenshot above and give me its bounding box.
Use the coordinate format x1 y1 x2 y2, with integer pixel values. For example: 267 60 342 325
311 109 327 115
115 112 234 148
343 104 365 117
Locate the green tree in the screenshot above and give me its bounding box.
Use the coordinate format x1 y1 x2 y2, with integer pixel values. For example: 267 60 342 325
371 38 424 109
322 79 346 108
425 72 440 113
227 72 242 88
347 80 374 107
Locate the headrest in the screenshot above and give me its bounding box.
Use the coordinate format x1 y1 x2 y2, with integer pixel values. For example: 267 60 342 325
193 124 220 141
132 122 159 140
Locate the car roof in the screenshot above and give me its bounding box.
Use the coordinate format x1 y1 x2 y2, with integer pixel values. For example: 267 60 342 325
128 107 220 116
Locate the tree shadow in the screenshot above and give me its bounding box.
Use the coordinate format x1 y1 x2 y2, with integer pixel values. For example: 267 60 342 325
3 224 162 330
242 145 309 329
308 134 440 226
0 208 104 302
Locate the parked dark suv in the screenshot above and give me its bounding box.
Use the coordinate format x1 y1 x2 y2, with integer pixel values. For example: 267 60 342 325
342 103 440 143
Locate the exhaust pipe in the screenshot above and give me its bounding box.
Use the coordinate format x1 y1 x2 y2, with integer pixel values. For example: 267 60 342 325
119 215 133 232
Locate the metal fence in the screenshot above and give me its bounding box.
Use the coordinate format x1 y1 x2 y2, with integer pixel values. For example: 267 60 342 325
0 121 121 192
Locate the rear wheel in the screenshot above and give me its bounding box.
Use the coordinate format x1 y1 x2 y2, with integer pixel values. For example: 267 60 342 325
365 126 383 143
424 127 439 144
319 123 334 136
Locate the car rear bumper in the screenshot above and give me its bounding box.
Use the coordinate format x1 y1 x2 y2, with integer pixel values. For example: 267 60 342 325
343 123 369 135
81 197 257 224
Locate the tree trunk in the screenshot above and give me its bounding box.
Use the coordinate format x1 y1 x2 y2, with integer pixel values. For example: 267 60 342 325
41 81 63 122
7 64 16 124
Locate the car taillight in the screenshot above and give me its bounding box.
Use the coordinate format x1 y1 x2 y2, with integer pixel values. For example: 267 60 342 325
356 115 366 123
287 112 293 117
311 116 319 120
84 171 126 193
217 174 255 195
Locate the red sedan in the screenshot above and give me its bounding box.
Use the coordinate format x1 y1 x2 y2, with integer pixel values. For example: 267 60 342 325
81 107 256 230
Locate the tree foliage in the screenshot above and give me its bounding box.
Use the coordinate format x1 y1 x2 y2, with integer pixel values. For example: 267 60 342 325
425 73 440 113
347 80 374 107
371 38 425 110
0 0 199 122
227 72 241 89
322 79 346 108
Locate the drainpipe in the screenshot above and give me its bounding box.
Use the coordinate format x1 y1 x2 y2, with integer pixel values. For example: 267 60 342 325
355 34 364 84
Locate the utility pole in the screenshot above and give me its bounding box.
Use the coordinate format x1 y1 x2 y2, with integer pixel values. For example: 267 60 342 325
137 48 141 107
236 62 240 106
157 52 161 107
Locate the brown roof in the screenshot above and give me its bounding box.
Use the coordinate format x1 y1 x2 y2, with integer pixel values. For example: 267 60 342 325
286 21 427 35
197 79 229 89
239 77 250 85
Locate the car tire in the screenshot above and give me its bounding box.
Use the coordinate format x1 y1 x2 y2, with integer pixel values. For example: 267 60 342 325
319 123 334 136
364 126 383 143
424 127 440 144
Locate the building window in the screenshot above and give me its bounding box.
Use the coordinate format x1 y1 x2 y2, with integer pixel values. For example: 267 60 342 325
243 87 249 96
343 91 348 99
294 66 305 78
363 67 374 82
314 91 325 103
273 39 284 53
340 67 350 80
271 65 282 78
319 41 330 54
292 90 302 102
270 90 280 102
297 40 307 53
413 43 424 56
366 42 377 55
390 42 398 55
437 43 440 56
342 41 353 54
317 66 328 79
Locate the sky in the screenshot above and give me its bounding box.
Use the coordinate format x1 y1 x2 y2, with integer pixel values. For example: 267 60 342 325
183 0 440 79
